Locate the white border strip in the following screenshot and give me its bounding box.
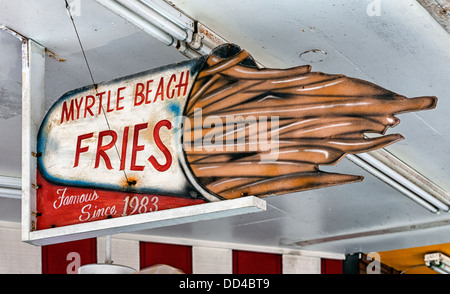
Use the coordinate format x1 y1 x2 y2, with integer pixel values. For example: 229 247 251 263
21 39 46 242
25 196 266 246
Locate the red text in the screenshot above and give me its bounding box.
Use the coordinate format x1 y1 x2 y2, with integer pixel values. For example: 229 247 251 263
73 119 173 172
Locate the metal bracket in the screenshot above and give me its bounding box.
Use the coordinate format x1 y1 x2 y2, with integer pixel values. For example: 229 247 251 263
18 32 46 243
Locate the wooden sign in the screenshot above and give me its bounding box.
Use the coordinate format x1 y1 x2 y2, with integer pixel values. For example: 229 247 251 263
35 43 437 234
37 58 211 230
38 59 204 197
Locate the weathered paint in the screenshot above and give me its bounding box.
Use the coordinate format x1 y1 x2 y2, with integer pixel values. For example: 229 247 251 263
36 172 205 229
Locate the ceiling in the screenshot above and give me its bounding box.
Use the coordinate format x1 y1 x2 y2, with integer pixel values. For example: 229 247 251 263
1 0 450 273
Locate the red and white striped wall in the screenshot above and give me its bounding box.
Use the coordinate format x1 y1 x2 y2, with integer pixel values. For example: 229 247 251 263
0 221 344 274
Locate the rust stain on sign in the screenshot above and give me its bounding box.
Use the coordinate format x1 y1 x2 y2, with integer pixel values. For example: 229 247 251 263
45 49 66 62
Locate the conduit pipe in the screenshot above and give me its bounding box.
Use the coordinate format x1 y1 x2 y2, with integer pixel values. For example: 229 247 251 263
347 154 448 213
140 0 195 31
96 0 175 46
95 0 218 55
0 187 21 200
116 0 188 42
358 153 449 210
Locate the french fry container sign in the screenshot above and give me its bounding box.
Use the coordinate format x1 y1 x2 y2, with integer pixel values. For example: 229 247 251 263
36 43 437 230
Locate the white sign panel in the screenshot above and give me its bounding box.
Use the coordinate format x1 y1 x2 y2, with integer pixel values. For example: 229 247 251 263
37 58 212 199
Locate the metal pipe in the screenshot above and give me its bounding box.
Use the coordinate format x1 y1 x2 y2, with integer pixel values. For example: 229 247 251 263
356 153 449 211
0 187 21 199
0 177 22 199
117 0 188 41
370 149 450 206
176 41 202 58
140 0 195 31
96 0 174 45
346 154 440 213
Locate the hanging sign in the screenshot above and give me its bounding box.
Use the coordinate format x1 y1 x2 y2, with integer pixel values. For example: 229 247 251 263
36 57 211 230
34 43 437 235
